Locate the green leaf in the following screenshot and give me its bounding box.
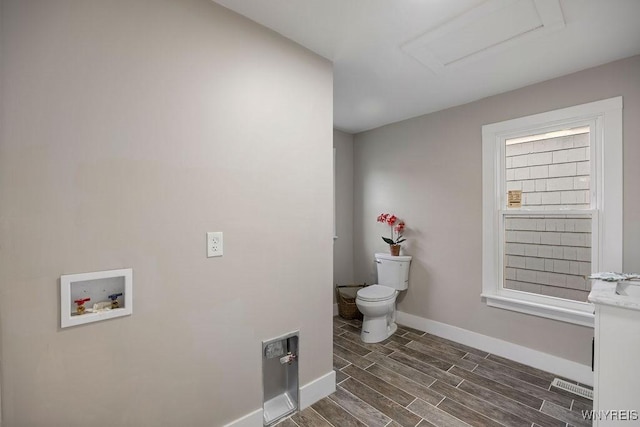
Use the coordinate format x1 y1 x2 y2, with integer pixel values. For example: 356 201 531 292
382 237 395 245
396 238 406 244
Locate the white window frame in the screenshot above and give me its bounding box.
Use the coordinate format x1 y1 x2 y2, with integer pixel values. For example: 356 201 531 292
482 97 622 327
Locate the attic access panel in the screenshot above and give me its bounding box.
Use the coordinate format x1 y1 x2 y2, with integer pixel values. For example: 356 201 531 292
402 0 565 74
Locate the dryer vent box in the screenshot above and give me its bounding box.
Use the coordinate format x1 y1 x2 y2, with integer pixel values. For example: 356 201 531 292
262 332 299 425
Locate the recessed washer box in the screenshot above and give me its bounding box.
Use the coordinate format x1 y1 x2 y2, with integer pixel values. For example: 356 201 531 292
60 268 133 328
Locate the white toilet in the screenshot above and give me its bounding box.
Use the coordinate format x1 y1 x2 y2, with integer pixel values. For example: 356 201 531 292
356 253 412 343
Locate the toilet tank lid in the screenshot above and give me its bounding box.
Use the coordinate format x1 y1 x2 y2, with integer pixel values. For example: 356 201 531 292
375 253 412 262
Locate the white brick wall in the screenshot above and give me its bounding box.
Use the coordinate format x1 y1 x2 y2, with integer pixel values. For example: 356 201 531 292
549 162 576 177
505 133 590 209
503 215 592 302
503 133 593 301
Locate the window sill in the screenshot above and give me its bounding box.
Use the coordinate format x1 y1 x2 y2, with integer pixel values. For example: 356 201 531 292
481 293 594 327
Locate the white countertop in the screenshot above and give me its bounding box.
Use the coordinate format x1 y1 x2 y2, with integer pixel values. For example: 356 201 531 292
588 279 640 311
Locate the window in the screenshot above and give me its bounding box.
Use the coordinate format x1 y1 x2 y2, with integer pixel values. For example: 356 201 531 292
482 98 622 326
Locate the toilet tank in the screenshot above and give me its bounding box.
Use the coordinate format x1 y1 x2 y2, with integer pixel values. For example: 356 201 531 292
375 253 412 291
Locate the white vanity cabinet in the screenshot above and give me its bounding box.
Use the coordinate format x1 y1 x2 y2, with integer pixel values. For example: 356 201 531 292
589 280 640 426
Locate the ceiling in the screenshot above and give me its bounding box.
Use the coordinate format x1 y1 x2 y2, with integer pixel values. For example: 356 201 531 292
212 0 640 133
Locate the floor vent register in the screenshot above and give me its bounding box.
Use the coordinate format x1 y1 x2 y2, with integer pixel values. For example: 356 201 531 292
551 378 593 400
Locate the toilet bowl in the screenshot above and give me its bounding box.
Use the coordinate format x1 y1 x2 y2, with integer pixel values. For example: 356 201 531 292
356 285 398 343
356 254 412 343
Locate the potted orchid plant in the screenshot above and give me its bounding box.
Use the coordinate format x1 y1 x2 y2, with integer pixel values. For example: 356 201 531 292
377 213 406 256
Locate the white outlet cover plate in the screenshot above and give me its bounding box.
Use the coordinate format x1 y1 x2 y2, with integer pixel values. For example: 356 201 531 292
207 232 223 257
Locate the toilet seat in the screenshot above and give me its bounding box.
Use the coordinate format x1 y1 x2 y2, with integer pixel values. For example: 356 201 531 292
357 285 396 302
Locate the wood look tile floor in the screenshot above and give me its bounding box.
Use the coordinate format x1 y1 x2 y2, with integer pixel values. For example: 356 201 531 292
278 317 593 427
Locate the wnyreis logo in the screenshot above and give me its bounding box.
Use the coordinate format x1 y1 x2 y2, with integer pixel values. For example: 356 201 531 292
582 410 639 421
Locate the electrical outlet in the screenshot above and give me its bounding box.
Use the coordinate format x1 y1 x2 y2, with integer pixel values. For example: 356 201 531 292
206 232 223 257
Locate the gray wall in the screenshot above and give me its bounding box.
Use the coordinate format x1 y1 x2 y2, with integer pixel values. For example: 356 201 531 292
0 1 333 425
333 130 355 295
354 55 640 365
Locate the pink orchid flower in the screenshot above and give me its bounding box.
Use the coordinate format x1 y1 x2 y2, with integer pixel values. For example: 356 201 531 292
377 213 406 245
386 215 397 226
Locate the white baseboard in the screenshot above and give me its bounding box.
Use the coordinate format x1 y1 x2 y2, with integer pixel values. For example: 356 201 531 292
223 370 335 427
223 408 263 427
396 311 593 386
333 303 338 316
300 370 336 409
